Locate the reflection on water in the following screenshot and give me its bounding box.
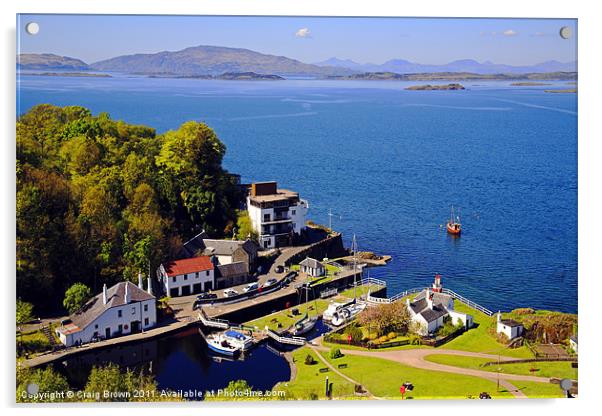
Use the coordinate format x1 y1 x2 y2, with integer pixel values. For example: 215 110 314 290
50 327 291 398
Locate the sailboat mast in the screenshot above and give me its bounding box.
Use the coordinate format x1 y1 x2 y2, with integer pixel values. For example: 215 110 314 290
352 234 358 300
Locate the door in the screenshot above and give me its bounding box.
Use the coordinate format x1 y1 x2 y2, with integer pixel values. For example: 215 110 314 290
105 327 111 339
181 285 191 296
169 287 179 297
204 281 213 291
192 283 203 293
131 321 141 333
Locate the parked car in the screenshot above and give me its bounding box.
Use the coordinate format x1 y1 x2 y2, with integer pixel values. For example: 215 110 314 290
196 292 217 300
242 282 259 293
479 392 492 399
402 382 414 391
223 289 238 298
276 265 284 273
284 271 298 283
262 278 278 288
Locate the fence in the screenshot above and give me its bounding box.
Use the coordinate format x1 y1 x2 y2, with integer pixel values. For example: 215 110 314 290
323 332 410 349
481 357 577 367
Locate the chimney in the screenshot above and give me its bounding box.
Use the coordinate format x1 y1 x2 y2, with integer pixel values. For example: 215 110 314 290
147 275 153 296
138 270 144 289
426 289 433 310
497 311 502 323
102 284 108 305
124 283 130 304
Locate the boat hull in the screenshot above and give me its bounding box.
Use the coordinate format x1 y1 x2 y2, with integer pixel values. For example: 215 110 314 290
293 317 318 336
446 222 461 235
207 341 239 356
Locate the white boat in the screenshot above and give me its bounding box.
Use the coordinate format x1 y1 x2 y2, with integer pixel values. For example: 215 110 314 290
222 330 255 351
205 333 241 356
323 300 355 323
331 302 367 327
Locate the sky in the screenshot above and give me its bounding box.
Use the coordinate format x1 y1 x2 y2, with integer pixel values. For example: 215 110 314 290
17 15 577 65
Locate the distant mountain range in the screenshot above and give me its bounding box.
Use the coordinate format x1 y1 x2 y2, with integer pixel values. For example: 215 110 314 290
17 53 89 70
313 57 577 74
17 46 577 78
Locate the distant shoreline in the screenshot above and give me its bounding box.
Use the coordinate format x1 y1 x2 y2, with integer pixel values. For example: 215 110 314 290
23 72 112 78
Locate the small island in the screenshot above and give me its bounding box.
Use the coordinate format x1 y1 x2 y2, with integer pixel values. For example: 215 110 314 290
510 82 551 86
26 72 112 78
544 88 577 94
405 83 465 91
150 72 284 81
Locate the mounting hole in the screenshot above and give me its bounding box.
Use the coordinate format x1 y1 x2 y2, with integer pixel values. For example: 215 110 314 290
559 26 571 40
25 22 40 35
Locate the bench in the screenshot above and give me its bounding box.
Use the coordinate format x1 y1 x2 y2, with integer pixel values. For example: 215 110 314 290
319 368 329 373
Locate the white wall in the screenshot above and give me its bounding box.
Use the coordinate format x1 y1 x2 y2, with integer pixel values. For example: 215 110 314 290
58 298 157 347
160 265 215 297
496 322 522 340
449 310 473 328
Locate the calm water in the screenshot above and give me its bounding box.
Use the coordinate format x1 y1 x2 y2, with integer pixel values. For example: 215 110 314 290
17 75 578 313
50 327 291 396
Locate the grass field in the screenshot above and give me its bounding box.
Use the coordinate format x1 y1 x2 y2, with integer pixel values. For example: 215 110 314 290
275 347 357 400
338 284 384 299
244 299 330 331
317 350 515 399
443 301 534 358
425 354 578 380
510 380 566 398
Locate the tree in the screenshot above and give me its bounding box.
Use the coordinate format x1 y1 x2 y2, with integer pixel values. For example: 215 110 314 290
357 300 411 336
16 300 34 329
236 210 258 241
16 366 71 403
63 283 92 314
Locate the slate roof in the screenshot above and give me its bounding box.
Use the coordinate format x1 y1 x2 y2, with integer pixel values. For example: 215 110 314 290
216 262 249 278
178 231 258 259
58 282 154 335
299 257 324 269
420 305 449 323
414 290 452 307
163 256 214 277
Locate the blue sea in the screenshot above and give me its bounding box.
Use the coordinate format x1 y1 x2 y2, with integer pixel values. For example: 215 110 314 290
17 74 578 313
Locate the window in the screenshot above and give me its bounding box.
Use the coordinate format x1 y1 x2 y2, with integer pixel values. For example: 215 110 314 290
144 318 149 326
206 270 210 276
292 209 296 215
95 324 98 329
117 310 122 318
196 272 199 279
172 276 176 283
144 304 148 312
263 213 270 222
132 307 136 315
184 274 188 280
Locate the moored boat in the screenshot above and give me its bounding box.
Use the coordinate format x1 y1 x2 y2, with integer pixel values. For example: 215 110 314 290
292 314 318 336
222 330 255 351
331 302 366 327
205 332 240 356
446 206 462 235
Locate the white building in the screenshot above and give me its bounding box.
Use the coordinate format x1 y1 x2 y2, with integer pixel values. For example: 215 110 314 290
158 256 215 297
496 312 524 340
569 335 578 354
246 181 309 249
406 275 473 336
299 257 325 277
56 280 156 347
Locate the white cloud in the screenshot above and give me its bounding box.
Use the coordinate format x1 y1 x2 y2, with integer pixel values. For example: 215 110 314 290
295 27 311 38
503 29 517 36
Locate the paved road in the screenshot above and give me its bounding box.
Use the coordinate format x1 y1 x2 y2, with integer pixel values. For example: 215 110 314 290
312 340 551 399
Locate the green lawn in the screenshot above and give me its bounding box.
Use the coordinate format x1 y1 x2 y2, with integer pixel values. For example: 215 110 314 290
443 301 534 358
511 380 566 398
275 347 357 400
244 299 330 331
425 354 578 380
317 351 515 399
338 284 385 300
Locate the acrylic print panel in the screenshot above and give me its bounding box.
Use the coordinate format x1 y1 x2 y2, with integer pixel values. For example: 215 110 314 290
16 14 577 403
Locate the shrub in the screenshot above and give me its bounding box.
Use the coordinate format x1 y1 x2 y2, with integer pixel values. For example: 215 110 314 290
368 333 377 341
378 335 389 344
409 334 422 345
387 332 397 340
330 347 343 359
346 326 363 342
309 392 319 400
304 354 316 365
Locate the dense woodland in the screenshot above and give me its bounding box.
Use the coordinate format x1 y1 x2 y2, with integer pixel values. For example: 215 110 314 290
17 105 242 312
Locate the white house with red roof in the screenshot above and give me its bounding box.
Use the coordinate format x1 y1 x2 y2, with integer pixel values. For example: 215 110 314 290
56 280 156 347
158 255 215 297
